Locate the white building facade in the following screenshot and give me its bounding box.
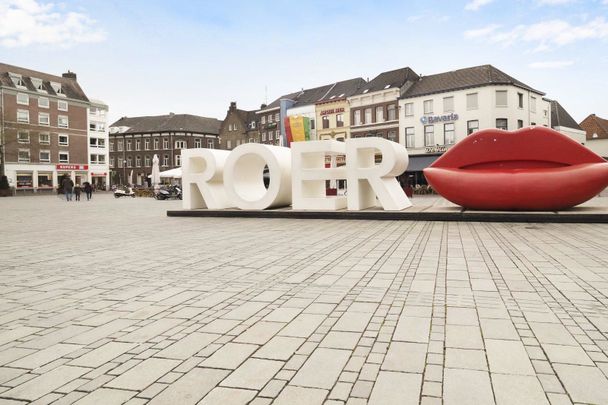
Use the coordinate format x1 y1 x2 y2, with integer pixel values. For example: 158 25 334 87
87 100 110 190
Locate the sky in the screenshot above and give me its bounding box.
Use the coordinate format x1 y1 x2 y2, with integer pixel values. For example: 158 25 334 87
1 0 607 125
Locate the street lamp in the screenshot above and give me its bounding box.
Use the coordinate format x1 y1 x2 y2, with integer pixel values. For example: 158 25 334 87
123 160 127 186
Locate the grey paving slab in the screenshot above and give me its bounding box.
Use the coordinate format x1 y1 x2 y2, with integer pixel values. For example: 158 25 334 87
1 195 608 404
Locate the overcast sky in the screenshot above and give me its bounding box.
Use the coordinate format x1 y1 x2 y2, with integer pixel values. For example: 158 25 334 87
1 0 607 125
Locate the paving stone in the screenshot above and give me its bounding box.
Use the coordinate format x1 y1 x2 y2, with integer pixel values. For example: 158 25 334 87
2 365 89 401
445 348 488 370
319 331 361 350
73 388 136 405
446 325 483 349
105 358 180 390
444 368 494 405
8 343 80 369
155 332 217 360
234 321 285 345
492 374 549 405
279 314 326 338
393 316 431 343
553 364 608 404
198 387 257 404
148 368 229 405
221 358 283 390
291 348 350 389
542 343 594 366
486 339 535 375
368 371 422 405
69 342 136 368
201 343 258 369
273 386 328 405
254 336 304 361
381 342 427 373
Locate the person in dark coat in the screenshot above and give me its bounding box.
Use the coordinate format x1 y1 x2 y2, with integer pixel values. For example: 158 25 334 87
74 184 82 201
62 175 74 202
83 182 93 201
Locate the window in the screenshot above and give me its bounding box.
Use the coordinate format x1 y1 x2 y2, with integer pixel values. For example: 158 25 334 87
59 134 69 146
423 100 433 114
136 156 141 167
31 78 45 93
98 138 105 148
17 93 29 105
354 110 361 125
117 159 123 168
126 140 132 151
466 93 478 110
175 140 185 149
17 110 29 123
117 140 123 151
163 139 169 149
10 74 25 88
275 113 279 122
227 140 232 149
322 115 330 129
90 154 98 164
39 133 50 144
135 139 141 151
424 125 434 146
194 138 202 148
39 113 50 126
144 155 151 167
58 115 68 128
268 114 273 123
126 156 132 167
16 173 33 188
250 121 256 129
51 82 65 96
18 149 30 163
207 139 214 149
59 152 69 163
261 116 266 124
404 103 414 116
336 114 344 127
228 123 233 131
175 155 181 166
364 108 372 124
310 119 315 130
98 154 106 164
467 120 479 135
154 138 160 149
496 90 508 107
443 96 454 112
109 142 114 152
38 97 49 108
38 173 52 188
262 132 267 141
496 118 508 130
518 93 524 108
518 119 524 129
530 96 537 113
58 100 68 111
376 106 384 123
543 109 548 117
268 131 273 141
388 131 397 142
110 157 115 167
444 123 455 144
144 139 150 150
17 132 30 143
405 127 415 148
388 104 396 121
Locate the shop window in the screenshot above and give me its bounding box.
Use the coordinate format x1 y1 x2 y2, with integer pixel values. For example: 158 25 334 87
18 132 30 144
518 93 524 108
18 149 30 163
59 152 69 163
39 113 50 126
58 115 69 128
467 120 479 135
404 103 414 117
496 118 508 130
322 116 330 129
38 173 52 188
424 125 434 146
39 133 50 144
405 127 415 148
466 93 478 110
336 114 344 127
376 106 384 123
17 110 29 123
17 93 29 105
354 110 361 126
39 150 50 163
443 96 454 113
38 97 50 108
496 90 508 107
388 104 397 121
423 100 433 114
16 173 33 188
444 123 455 145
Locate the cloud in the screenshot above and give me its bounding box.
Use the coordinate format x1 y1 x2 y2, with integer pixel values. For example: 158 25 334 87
528 60 574 69
465 17 608 50
0 0 106 48
465 0 494 11
536 0 575 4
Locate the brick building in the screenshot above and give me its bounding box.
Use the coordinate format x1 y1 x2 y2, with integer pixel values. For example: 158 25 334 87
219 102 259 150
0 63 107 192
108 113 221 186
580 113 608 158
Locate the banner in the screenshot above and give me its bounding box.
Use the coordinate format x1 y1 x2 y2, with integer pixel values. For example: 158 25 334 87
285 116 311 145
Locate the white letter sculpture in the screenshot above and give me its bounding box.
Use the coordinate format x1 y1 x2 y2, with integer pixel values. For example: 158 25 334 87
346 138 411 211
291 140 347 210
182 148 232 209
224 144 292 210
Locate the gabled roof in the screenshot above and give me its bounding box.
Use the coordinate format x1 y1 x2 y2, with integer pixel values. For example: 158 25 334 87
355 67 419 95
580 114 608 140
0 62 89 102
548 100 581 130
110 114 222 135
264 77 367 111
402 64 543 99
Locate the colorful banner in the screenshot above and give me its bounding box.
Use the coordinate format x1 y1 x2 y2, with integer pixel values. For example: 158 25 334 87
285 116 311 146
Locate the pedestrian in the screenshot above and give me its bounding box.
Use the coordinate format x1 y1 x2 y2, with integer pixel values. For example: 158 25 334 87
84 181 93 201
62 175 74 202
74 184 82 201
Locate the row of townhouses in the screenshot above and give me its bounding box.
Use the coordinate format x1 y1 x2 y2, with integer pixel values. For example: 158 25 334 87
0 63 110 192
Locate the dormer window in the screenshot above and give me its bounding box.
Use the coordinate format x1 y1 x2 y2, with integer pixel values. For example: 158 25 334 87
51 82 65 97
362 89 369 94
31 78 46 93
250 121 256 129
384 85 391 89
9 73 26 88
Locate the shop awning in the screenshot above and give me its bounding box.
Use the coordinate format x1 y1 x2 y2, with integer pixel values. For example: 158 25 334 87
406 155 441 172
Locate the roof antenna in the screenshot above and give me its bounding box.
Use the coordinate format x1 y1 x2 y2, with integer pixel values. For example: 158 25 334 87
265 85 268 105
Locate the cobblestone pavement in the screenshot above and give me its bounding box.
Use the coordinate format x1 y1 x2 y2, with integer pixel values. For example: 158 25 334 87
1 194 608 405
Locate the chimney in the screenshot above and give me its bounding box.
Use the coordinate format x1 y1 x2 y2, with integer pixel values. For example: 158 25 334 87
229 101 237 111
169 112 175 116
62 71 77 80
260 103 267 109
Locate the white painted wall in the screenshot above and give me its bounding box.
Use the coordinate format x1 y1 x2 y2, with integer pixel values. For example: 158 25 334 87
87 102 110 190
398 85 550 155
554 126 586 145
586 138 608 158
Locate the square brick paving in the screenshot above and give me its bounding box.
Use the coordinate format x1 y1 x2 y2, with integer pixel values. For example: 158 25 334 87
1 194 608 404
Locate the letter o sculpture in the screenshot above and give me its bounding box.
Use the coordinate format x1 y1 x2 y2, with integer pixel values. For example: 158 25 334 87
223 144 292 210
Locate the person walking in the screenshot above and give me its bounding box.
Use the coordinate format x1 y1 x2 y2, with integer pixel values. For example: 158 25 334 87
74 184 82 201
84 182 93 201
62 175 74 202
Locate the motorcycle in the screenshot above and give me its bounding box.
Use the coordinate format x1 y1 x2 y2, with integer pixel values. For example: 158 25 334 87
114 187 136 198
155 185 182 200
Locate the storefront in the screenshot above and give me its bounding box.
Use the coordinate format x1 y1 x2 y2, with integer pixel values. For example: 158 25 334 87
56 164 89 189
90 172 108 190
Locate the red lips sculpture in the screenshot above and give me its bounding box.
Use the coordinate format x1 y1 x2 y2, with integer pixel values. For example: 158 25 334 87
423 127 608 211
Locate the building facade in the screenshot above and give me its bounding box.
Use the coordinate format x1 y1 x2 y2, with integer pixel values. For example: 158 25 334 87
315 78 366 142
108 113 221 186
0 63 104 193
580 114 608 158
219 102 259 150
87 100 110 189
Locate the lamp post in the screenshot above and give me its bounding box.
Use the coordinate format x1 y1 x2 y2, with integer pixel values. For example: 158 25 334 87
122 160 126 186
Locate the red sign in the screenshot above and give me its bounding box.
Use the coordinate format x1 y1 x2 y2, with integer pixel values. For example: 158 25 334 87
91 172 107 176
56 164 88 170
320 107 345 116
